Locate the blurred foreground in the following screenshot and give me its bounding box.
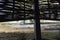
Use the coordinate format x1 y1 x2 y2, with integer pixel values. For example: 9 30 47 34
0 23 60 40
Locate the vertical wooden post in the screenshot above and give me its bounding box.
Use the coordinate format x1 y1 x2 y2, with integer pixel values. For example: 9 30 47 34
24 0 25 24
34 0 41 40
12 0 15 19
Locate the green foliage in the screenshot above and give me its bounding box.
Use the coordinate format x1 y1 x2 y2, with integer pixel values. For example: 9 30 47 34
0 32 60 40
0 33 34 40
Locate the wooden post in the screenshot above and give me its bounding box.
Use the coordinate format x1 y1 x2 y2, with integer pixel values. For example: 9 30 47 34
34 0 41 40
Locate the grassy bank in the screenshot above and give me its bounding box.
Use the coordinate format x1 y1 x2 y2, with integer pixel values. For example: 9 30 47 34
0 32 59 40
